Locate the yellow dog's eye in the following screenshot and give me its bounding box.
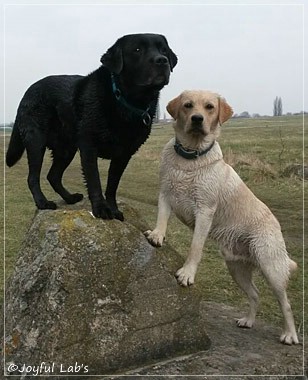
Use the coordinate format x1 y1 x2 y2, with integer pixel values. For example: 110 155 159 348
184 102 193 108
205 103 214 110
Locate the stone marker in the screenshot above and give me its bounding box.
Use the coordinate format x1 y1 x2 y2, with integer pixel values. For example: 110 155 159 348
2 203 210 378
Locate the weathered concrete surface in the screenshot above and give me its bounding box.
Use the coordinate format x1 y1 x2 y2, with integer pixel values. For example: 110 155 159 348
2 202 210 378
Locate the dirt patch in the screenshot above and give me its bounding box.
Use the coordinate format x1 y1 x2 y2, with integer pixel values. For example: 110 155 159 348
107 302 305 379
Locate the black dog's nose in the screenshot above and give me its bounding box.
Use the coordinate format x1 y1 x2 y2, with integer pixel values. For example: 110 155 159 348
191 114 204 123
154 55 169 66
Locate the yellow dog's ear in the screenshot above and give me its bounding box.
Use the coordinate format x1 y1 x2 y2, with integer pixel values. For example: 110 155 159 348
167 95 181 120
219 97 233 125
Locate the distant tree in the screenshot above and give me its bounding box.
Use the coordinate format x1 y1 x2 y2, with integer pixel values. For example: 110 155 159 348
273 96 283 116
273 96 278 116
294 111 308 115
277 97 282 116
239 111 250 118
252 113 260 118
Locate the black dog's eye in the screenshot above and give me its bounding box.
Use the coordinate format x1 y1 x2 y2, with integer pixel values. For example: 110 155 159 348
184 102 193 109
157 43 167 55
134 48 141 53
205 103 214 110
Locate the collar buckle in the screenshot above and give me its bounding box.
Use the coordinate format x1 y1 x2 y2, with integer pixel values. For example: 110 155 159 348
114 88 121 101
142 112 152 127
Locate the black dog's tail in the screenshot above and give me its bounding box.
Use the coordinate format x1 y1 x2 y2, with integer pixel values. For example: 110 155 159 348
6 124 25 167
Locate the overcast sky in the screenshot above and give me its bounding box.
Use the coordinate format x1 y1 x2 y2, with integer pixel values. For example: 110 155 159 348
1 1 305 123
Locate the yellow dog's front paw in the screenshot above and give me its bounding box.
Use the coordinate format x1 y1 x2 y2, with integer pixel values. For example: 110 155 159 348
175 265 196 287
144 229 165 247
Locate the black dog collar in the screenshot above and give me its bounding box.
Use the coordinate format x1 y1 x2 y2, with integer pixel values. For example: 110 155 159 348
111 73 155 127
174 139 215 160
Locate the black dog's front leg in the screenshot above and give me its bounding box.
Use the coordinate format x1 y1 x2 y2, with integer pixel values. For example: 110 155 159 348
80 146 113 219
105 154 132 221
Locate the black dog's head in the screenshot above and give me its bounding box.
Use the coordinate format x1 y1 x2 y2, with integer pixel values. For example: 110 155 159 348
101 33 177 90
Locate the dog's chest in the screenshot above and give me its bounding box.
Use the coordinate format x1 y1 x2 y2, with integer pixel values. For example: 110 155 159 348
90 121 150 159
162 168 205 228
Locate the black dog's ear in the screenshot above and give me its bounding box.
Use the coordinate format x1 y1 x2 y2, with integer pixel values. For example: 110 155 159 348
162 36 178 72
100 40 123 74
168 48 178 72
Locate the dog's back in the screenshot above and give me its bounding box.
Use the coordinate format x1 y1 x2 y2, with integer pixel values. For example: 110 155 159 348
6 74 83 167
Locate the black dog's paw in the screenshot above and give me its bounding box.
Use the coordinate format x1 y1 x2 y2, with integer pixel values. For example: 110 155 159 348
111 208 124 222
37 200 57 210
105 199 124 221
65 193 84 205
92 201 114 219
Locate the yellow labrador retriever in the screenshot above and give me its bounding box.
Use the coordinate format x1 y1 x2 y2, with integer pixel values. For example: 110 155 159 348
145 90 299 345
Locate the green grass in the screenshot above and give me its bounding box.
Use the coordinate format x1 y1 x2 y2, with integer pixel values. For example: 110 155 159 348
1 115 306 333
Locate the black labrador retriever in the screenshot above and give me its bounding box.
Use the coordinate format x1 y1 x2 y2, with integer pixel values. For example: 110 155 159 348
6 33 177 220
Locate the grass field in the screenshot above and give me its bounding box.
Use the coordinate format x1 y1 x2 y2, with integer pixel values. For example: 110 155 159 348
1 115 306 335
